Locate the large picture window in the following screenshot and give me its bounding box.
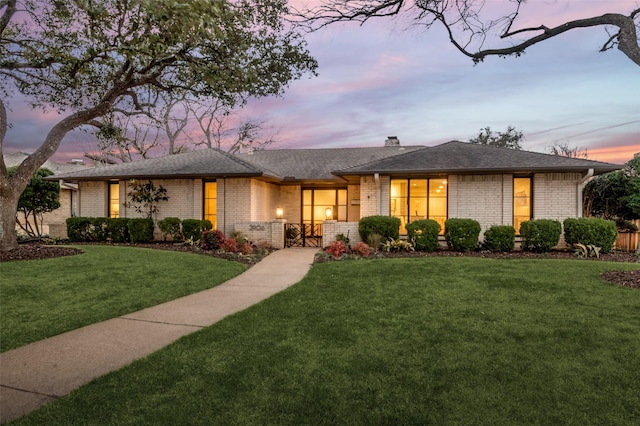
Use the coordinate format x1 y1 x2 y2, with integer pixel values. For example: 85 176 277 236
513 177 532 234
108 182 119 218
390 178 447 234
204 181 217 228
302 188 347 229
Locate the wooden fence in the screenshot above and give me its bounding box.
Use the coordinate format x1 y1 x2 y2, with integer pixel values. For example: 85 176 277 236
615 219 640 252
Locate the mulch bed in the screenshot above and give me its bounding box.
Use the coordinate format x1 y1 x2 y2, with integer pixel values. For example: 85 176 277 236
2 241 639 289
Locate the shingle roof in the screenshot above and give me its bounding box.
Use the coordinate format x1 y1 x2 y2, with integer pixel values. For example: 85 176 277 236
334 141 621 176
4 152 92 175
50 148 265 181
235 146 424 181
50 141 622 182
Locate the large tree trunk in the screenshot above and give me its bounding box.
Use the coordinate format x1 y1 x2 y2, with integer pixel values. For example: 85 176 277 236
0 179 22 251
0 104 109 251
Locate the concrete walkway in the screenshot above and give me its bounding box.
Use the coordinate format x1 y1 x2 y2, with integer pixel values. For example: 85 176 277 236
0 247 318 424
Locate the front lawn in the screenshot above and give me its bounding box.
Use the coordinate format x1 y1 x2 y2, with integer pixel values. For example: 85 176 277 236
0 245 246 352
14 257 640 425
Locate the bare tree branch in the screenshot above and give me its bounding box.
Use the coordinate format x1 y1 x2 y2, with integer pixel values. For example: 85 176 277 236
296 1 640 66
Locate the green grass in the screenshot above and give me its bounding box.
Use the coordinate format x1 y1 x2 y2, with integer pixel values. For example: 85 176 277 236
0 245 246 352
12 258 640 425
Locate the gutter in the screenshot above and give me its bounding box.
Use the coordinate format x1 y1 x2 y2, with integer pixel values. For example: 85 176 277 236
577 168 594 217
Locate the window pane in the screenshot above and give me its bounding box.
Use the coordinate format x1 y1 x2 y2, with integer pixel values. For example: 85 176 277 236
314 190 335 205
303 189 312 205
390 180 408 231
338 189 347 205
513 177 531 234
428 180 447 235
204 181 217 228
109 183 119 218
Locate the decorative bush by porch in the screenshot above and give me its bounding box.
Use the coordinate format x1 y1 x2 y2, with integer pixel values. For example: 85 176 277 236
444 218 481 252
406 219 441 252
358 215 400 243
483 225 516 252
563 218 618 253
127 218 154 243
519 219 562 253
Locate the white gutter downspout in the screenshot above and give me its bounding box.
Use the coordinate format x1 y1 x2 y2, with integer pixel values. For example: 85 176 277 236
374 173 381 215
577 169 594 217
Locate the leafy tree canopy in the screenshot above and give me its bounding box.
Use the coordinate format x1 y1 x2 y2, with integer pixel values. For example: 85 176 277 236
0 0 317 250
584 156 640 221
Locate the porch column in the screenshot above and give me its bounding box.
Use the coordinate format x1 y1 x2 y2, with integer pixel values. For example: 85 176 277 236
270 219 286 249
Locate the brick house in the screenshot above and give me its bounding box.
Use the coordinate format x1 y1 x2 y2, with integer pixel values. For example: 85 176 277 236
50 139 620 247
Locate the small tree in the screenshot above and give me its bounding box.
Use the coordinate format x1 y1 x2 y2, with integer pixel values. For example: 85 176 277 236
469 126 523 150
583 156 640 220
8 167 60 237
124 180 169 220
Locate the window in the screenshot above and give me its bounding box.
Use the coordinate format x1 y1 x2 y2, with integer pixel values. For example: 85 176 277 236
108 182 119 218
302 188 347 229
390 178 447 234
203 181 217 228
513 177 532 234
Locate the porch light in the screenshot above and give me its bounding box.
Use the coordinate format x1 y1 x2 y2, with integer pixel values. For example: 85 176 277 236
325 207 333 220
276 207 283 219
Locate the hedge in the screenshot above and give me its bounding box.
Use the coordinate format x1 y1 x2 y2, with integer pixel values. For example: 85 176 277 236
519 219 562 253
563 217 617 253
182 219 213 241
444 218 481 252
106 218 130 243
406 219 441 252
158 217 183 241
127 218 154 243
483 225 516 252
359 216 400 244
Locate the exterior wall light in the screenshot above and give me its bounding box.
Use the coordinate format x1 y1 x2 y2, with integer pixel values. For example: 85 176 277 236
276 208 283 219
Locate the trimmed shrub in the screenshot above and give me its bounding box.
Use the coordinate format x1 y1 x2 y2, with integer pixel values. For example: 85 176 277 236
158 217 182 241
202 229 226 250
520 219 562 253
444 218 481 252
66 217 93 242
182 219 211 241
66 217 109 242
406 219 441 252
563 217 617 254
359 216 400 243
90 217 109 242
106 218 130 243
483 225 516 252
127 218 154 243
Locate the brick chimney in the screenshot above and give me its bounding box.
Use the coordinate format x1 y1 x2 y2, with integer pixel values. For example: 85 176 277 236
385 136 400 147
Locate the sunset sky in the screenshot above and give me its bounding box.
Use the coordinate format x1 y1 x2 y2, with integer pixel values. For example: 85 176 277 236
3 0 639 165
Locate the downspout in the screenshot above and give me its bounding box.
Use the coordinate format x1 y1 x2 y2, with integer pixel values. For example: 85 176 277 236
577 169 594 217
374 173 381 215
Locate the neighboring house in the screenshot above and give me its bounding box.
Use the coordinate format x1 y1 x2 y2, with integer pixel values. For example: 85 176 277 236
4 152 91 238
50 138 621 248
